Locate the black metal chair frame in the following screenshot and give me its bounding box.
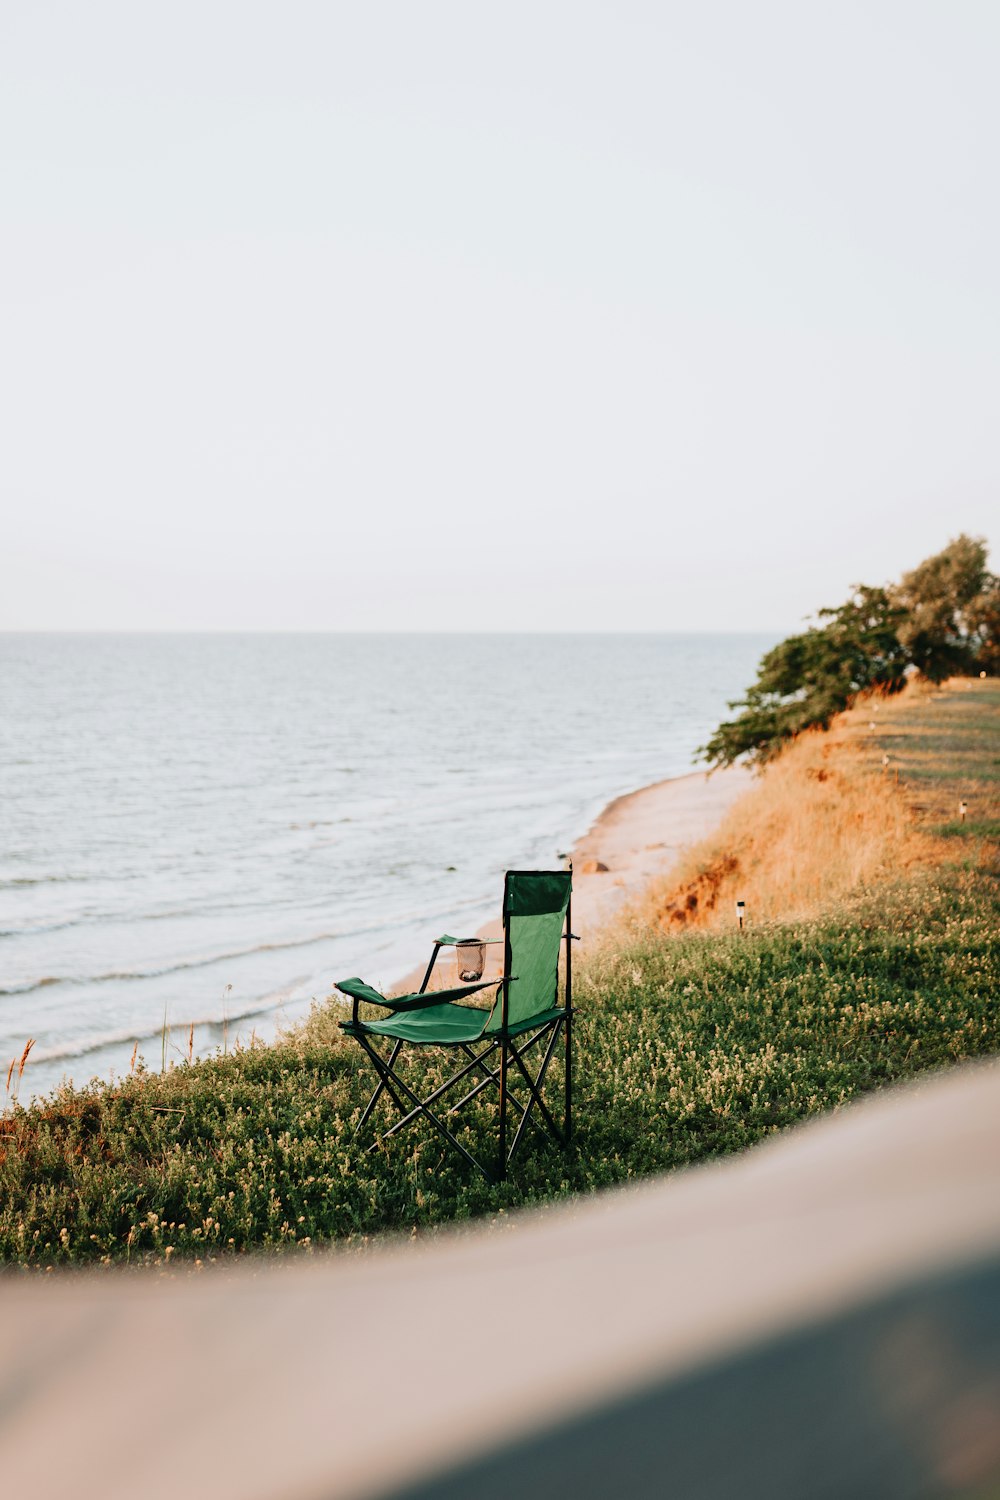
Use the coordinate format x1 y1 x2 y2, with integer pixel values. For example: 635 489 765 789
344 886 575 1184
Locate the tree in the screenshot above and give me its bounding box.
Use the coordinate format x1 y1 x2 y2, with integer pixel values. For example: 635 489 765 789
890 534 999 681
701 586 908 767
700 535 999 768
966 581 1000 676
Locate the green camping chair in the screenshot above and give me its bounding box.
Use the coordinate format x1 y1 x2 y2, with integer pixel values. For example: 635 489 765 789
335 869 575 1183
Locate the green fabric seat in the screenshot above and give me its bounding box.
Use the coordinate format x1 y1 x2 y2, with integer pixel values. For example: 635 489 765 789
355 1000 492 1045
357 1002 566 1046
334 869 575 1183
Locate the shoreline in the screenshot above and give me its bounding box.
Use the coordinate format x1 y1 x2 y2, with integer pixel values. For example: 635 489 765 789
8 763 753 1104
567 762 754 942
396 762 753 992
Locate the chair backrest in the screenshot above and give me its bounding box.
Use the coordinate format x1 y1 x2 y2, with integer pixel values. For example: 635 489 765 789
484 870 571 1033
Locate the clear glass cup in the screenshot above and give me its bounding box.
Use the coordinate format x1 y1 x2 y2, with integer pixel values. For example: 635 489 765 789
455 939 486 983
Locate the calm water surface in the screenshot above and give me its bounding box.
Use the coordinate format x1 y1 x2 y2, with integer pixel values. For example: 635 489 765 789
0 634 770 1100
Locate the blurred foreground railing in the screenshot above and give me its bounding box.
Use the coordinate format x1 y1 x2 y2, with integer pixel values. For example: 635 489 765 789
2 1059 999 1500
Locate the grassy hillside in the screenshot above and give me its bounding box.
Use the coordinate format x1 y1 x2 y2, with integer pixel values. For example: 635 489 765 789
1 680 997 1269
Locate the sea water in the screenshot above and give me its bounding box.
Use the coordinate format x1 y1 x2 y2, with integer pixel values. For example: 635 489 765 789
0 633 771 1100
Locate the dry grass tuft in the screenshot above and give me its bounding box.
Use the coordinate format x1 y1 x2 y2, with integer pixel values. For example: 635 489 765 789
17 1039 35 1081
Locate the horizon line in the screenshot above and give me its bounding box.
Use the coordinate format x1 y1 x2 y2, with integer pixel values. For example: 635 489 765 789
0 626 787 638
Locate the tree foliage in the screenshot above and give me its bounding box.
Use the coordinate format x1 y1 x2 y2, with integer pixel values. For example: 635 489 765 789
891 534 1000 681
702 535 998 767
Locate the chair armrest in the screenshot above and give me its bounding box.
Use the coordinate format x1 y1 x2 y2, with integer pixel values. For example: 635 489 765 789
433 936 504 947
334 978 396 1028
380 976 514 1013
335 978 394 1007
334 975 516 1025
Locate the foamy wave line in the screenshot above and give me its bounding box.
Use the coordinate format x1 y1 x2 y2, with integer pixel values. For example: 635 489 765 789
0 891 330 943
0 895 480 1000
23 986 327 1068
0 932 354 998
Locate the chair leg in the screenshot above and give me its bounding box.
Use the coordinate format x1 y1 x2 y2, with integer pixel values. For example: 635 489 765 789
508 1021 565 1149
347 1016 569 1184
355 1033 497 1183
447 1035 541 1117
498 1038 508 1183
506 1022 566 1164
357 1038 402 1132
355 1036 409 1126
378 1041 501 1142
565 1007 573 1143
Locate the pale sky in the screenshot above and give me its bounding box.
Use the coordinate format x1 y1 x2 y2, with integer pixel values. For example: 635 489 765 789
2 2 997 632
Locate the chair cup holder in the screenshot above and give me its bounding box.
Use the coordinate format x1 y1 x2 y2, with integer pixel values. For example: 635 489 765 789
455 939 486 983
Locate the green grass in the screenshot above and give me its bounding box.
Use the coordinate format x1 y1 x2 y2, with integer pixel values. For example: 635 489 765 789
932 820 1000 839
2 684 997 1269
2 863 996 1270
872 679 1000 805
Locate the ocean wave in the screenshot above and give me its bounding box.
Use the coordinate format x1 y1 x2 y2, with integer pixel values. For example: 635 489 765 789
24 986 323 1067
0 890 333 943
0 975 64 997
0 933 347 997
0 903 463 999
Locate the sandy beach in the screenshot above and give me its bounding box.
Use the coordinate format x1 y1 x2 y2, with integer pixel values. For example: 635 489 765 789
398 762 753 991
567 763 754 941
